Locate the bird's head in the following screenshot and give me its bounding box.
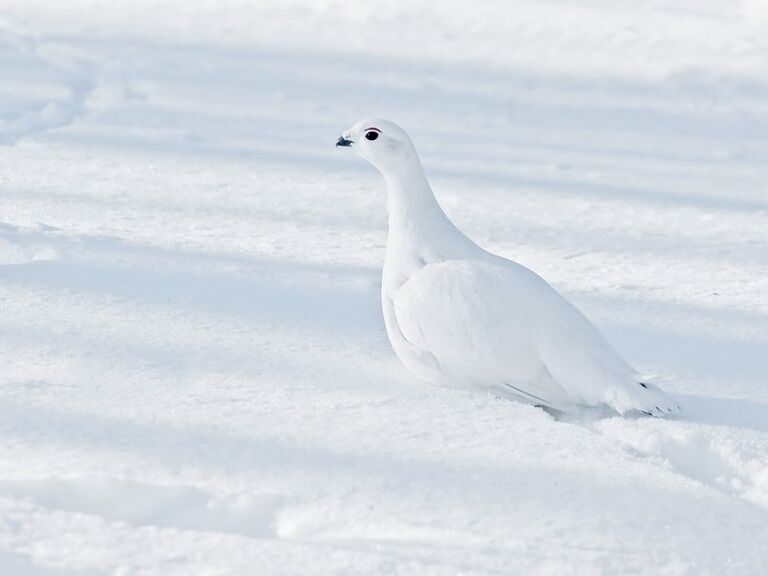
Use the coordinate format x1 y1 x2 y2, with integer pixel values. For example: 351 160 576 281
336 119 418 174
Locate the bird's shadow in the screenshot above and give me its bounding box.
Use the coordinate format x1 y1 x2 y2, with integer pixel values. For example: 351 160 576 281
672 393 768 434
545 392 768 435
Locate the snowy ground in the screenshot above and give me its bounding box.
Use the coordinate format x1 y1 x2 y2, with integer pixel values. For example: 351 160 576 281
1 1 767 574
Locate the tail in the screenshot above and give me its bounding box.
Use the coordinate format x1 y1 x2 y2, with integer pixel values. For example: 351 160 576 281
609 379 681 418
633 381 681 417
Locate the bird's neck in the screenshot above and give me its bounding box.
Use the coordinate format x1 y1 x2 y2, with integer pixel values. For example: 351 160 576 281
384 166 443 228
382 159 472 261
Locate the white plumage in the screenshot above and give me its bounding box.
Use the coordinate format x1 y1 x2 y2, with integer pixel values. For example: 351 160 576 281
337 119 679 417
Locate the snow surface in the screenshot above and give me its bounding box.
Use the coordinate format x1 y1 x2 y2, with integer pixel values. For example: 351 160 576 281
1 1 767 574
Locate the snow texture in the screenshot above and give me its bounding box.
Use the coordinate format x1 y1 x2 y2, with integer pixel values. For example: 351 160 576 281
0 1 767 574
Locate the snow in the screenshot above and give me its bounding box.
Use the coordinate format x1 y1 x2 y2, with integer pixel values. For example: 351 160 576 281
0 1 767 574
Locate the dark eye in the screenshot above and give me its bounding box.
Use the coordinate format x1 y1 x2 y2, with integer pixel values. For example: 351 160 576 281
365 131 379 141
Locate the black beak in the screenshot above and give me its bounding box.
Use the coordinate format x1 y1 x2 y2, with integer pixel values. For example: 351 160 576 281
336 136 353 147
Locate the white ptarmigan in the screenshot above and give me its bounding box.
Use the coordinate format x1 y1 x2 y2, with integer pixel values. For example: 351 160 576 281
337 118 679 417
